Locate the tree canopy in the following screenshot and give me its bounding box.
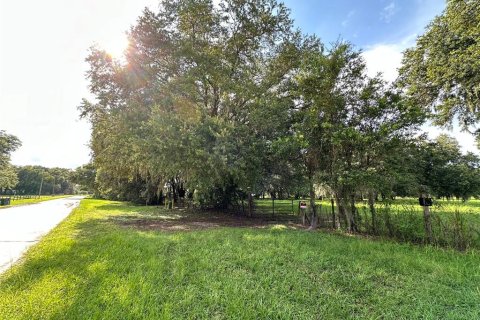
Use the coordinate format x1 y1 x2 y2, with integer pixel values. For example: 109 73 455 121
81 0 303 206
80 0 480 230
0 130 21 190
13 166 76 195
398 0 480 131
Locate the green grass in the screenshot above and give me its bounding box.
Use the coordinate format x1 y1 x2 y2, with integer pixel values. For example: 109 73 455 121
0 195 72 208
255 198 480 248
255 198 480 216
1 199 479 319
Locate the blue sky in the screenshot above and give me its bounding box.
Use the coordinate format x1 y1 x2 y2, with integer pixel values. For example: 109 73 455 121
2 0 475 169
283 0 445 48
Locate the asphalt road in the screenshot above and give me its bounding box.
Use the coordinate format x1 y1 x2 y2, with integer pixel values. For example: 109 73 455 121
0 196 83 273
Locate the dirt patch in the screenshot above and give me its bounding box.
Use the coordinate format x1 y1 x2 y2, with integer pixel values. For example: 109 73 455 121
115 212 302 231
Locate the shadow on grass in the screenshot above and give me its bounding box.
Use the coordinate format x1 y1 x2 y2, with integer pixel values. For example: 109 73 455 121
89 200 302 232
106 210 301 232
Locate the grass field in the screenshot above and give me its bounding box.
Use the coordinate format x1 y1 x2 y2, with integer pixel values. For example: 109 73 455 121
0 195 72 208
255 198 480 217
0 199 479 319
255 198 480 249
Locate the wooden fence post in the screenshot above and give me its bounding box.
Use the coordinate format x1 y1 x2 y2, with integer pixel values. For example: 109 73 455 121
423 204 433 243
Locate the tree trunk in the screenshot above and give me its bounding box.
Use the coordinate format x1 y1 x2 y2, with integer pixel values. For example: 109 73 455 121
335 188 355 232
248 193 254 217
349 193 358 232
335 193 347 229
342 198 351 231
331 198 340 229
368 191 377 234
342 196 352 232
308 178 317 230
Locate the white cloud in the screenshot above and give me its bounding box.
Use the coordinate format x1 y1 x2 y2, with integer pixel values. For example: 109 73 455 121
341 10 355 27
381 2 398 23
362 44 404 83
361 33 417 83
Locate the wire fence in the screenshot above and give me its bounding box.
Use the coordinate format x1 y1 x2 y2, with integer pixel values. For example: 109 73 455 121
0 195 47 200
248 198 480 251
0 195 63 206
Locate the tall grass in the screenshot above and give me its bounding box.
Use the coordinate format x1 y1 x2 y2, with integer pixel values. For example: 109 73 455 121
254 198 480 250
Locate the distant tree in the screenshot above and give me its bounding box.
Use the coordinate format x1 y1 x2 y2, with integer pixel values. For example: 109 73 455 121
415 134 480 200
71 163 97 194
0 130 21 190
15 166 75 195
398 0 480 132
15 166 46 194
387 138 426 198
455 152 480 200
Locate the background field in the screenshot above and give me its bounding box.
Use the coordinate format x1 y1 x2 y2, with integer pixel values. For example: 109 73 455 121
0 195 72 208
1 199 478 319
253 198 480 249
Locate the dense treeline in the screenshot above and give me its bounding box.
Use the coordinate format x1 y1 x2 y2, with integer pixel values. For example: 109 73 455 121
0 131 84 195
395 134 480 201
0 130 21 190
0 165 77 195
81 0 480 230
0 133 96 195
14 166 76 195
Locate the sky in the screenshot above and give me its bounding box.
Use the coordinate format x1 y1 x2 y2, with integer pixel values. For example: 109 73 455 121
0 0 476 169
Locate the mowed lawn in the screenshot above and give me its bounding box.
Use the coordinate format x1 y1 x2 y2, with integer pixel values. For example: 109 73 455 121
0 200 479 319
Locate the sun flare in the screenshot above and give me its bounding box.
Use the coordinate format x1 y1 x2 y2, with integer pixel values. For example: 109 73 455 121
102 35 129 59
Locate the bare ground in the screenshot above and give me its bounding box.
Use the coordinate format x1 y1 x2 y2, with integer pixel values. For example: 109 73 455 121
114 210 303 232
